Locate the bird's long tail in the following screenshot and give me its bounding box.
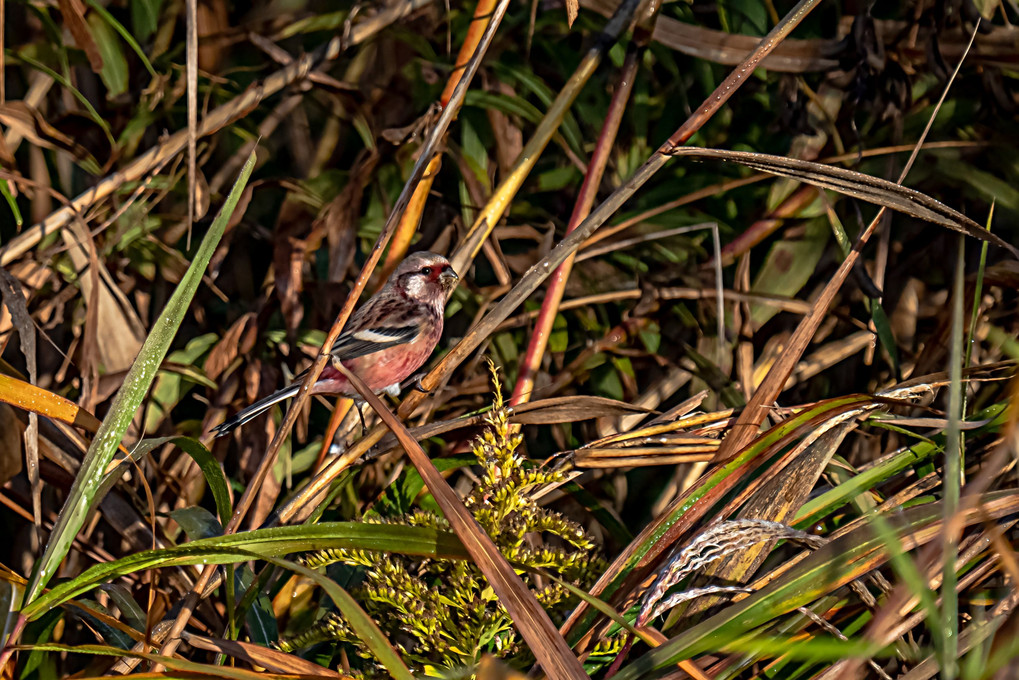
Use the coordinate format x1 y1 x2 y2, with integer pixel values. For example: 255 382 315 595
213 384 302 437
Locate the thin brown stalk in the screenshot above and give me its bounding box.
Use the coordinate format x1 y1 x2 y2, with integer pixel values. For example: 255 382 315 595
185 0 197 249
510 41 640 406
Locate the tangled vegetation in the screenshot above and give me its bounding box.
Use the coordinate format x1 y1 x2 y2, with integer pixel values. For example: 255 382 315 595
0 0 1018 678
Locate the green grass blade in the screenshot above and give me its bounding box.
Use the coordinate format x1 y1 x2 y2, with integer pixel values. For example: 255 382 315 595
941 235 966 678
84 0 158 78
0 180 22 228
21 148 258 607
965 204 993 371
22 522 466 617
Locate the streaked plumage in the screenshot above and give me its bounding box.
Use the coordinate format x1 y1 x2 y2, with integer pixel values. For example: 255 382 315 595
213 252 458 436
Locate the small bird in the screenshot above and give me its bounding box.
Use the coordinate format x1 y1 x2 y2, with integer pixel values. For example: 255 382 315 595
214 252 459 436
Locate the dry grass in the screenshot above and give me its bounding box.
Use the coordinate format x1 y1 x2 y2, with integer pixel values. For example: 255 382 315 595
1 0 1019 678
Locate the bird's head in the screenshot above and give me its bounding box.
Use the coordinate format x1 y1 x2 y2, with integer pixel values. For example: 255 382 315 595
390 252 459 303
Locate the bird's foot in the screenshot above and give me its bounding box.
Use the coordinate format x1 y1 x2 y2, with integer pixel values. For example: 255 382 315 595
406 373 433 395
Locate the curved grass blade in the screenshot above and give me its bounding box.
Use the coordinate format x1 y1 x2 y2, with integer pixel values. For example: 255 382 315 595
83 0 158 78
26 548 414 679
18 640 340 679
22 522 466 617
100 436 232 526
667 147 1019 259
0 181 22 227
21 149 258 608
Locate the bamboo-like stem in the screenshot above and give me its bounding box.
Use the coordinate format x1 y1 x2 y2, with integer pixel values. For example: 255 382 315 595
510 41 642 406
380 0 499 280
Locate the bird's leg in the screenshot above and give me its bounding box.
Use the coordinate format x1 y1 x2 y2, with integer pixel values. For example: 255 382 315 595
354 400 368 437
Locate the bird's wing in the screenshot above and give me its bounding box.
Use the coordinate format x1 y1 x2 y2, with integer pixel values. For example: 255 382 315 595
330 324 421 360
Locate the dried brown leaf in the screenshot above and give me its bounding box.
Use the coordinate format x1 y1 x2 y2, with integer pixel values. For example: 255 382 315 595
57 0 104 73
183 632 338 677
565 0 579 27
206 312 256 381
273 201 312 333
0 404 23 486
0 268 38 525
0 103 99 165
511 395 653 424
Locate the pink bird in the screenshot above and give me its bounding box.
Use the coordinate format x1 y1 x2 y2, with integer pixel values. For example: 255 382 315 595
214 252 459 436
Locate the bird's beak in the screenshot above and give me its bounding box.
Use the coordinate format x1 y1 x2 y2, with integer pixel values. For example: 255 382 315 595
440 268 459 292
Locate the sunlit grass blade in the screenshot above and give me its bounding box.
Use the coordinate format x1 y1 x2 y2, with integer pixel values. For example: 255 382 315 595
20 148 258 608
22 522 466 617
25 548 413 679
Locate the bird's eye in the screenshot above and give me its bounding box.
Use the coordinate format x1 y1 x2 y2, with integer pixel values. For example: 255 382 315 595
420 267 433 276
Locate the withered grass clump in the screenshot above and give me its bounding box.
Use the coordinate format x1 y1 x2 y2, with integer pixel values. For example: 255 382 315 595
279 364 605 675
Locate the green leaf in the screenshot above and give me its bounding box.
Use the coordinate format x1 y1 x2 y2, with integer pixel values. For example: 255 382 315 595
74 600 135 649
373 453 476 516
549 313 569 353
85 0 157 77
86 13 129 97
0 579 22 647
97 584 146 632
234 568 277 647
0 181 23 228
21 149 258 608
130 0 163 42
750 217 829 328
169 507 223 540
